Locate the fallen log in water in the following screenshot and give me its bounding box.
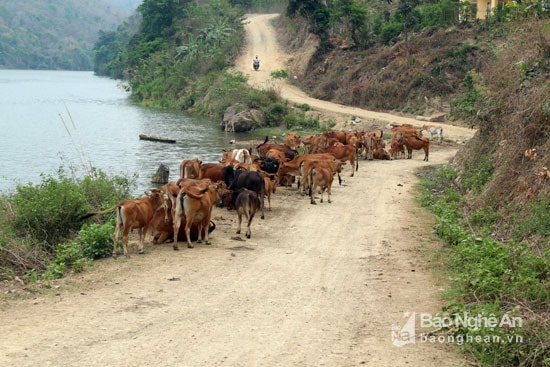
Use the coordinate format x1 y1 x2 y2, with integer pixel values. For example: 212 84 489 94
139 134 176 144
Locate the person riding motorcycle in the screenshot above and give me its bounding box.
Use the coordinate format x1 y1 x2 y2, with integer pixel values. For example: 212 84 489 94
253 55 260 71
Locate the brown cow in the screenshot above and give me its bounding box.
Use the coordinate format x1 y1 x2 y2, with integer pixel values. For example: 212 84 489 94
259 171 278 210
179 158 201 179
318 144 358 176
389 139 406 160
256 137 298 160
264 148 288 163
322 131 347 144
402 135 430 161
148 194 215 244
173 181 227 249
302 134 328 153
277 153 338 190
198 163 225 182
373 147 391 160
301 158 344 196
309 165 335 205
285 132 302 150
80 189 165 257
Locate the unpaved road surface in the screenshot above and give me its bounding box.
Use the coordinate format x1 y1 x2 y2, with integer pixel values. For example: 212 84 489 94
1 13 474 367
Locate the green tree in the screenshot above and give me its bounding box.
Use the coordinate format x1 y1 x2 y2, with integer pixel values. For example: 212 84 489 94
138 0 179 40
396 0 421 64
334 0 370 48
287 0 331 48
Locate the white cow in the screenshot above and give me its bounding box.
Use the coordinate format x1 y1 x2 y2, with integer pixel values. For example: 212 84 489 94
422 125 443 143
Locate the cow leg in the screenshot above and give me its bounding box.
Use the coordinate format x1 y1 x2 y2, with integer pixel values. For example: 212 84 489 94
173 223 180 250
327 186 332 203
260 192 265 220
202 221 212 245
121 227 130 257
156 231 171 244
310 179 317 205
185 221 194 248
137 226 147 254
112 225 121 257
236 212 243 234
173 193 184 250
246 212 254 238
113 208 124 257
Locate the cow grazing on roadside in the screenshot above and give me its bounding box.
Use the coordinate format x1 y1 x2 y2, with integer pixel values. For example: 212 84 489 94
318 144 358 177
389 139 406 160
421 125 443 143
220 188 261 238
223 166 266 219
402 135 430 161
260 171 278 210
301 158 344 196
149 194 215 245
80 189 164 257
277 153 339 190
172 181 226 249
308 165 335 205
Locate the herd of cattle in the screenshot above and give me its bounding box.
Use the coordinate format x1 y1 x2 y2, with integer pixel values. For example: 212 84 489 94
81 123 442 257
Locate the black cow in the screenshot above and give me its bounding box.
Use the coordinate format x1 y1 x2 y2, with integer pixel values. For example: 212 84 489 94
260 156 279 174
222 166 266 219
219 188 261 238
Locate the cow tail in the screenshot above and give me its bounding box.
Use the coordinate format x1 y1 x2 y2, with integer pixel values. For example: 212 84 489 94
308 170 315 196
117 206 123 227
179 192 186 214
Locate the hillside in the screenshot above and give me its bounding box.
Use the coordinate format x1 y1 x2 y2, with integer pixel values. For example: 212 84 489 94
277 14 549 242
0 0 140 70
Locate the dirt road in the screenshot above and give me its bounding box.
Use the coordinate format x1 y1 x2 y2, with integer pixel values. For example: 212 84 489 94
236 14 475 140
1 14 474 367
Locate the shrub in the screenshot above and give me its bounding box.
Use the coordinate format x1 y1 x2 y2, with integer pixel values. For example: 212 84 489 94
77 222 115 260
461 154 494 194
469 205 499 231
378 20 403 45
263 102 288 127
0 165 135 279
44 240 91 280
270 69 289 79
12 168 90 249
512 196 550 241
418 164 549 367
283 111 320 130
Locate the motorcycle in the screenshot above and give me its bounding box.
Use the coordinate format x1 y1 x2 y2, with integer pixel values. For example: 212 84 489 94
253 59 260 71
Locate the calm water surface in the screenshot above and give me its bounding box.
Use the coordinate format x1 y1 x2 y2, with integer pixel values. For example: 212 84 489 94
0 70 259 195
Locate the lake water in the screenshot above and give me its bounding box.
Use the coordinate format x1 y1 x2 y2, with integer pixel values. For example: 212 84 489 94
0 70 260 195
